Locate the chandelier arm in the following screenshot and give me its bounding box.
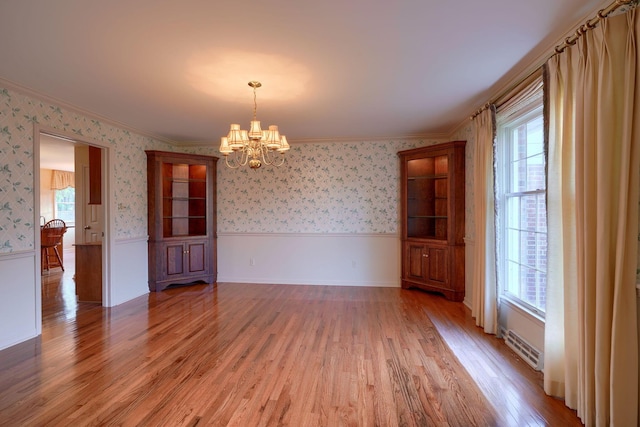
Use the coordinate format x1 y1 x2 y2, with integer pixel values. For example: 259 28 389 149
271 153 286 167
259 143 268 163
261 145 286 167
261 144 275 165
239 146 250 167
226 146 250 169
224 155 241 169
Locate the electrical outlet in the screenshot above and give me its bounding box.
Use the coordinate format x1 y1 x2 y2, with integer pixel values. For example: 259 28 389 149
250 258 255 266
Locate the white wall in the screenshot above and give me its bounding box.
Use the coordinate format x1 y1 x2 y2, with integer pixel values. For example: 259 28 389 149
499 300 545 352
110 237 149 306
218 233 400 287
0 252 40 349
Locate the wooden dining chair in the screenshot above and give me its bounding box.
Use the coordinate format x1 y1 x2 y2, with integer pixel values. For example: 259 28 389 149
41 219 67 272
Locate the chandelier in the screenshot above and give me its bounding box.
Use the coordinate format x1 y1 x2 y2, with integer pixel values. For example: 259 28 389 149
219 81 290 169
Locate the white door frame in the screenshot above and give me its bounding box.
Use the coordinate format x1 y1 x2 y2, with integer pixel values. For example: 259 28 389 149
34 125 112 333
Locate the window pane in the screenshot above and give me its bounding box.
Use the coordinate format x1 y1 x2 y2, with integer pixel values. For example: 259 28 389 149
535 269 547 309
536 232 547 271
521 231 538 269
509 115 545 193
510 154 545 193
526 153 545 192
498 100 546 314
526 116 544 156
510 126 526 162
506 228 520 262
506 197 520 228
519 265 540 307
55 187 75 224
510 158 525 192
509 118 543 158
506 260 521 295
537 193 547 232
520 194 542 231
515 267 547 310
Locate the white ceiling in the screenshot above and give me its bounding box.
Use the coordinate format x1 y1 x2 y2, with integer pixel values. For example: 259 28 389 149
0 0 608 144
40 134 75 171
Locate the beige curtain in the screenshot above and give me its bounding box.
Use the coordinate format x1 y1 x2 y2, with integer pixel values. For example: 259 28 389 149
545 9 639 426
471 106 498 334
51 170 75 190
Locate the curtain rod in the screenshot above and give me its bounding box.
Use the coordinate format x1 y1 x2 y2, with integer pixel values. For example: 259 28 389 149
470 0 637 120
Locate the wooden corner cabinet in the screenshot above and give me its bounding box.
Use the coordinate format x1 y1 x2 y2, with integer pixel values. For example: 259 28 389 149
146 151 218 291
398 141 466 301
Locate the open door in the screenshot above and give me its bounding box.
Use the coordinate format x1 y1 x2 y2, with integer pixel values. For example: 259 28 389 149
74 144 103 303
75 145 104 243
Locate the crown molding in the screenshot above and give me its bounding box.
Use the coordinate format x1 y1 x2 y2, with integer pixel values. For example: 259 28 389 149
448 117 473 139
177 132 451 147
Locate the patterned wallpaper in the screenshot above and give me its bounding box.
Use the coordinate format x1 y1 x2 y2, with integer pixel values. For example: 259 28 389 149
0 85 172 253
2 81 635 281
185 138 445 234
0 82 449 253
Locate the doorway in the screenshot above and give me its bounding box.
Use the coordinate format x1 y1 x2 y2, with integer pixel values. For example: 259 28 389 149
39 132 107 321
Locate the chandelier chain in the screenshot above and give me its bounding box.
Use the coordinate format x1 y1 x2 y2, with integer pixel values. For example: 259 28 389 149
253 86 258 121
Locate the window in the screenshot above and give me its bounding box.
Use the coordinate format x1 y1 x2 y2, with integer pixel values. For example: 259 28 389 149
497 101 547 316
55 187 75 225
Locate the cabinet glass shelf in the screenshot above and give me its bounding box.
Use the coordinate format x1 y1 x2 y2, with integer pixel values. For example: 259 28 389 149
161 163 208 238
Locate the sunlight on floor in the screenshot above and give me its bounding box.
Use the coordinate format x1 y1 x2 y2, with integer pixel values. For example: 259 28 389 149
41 248 78 321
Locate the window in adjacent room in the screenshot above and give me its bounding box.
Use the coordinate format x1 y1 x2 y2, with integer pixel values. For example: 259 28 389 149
51 169 75 225
496 78 546 316
55 186 75 225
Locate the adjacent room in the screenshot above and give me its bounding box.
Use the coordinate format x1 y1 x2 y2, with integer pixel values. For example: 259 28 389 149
0 0 638 425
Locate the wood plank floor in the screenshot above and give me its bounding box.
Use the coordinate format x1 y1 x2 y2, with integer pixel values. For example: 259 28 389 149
0 262 581 426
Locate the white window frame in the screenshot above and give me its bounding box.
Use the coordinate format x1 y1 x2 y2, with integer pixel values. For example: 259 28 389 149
497 102 547 318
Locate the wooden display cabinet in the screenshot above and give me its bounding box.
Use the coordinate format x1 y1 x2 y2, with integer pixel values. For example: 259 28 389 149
146 151 218 291
398 141 465 301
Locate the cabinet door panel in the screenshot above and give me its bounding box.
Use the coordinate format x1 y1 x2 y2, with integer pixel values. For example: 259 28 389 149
406 243 426 281
165 244 185 276
427 246 448 284
187 242 206 273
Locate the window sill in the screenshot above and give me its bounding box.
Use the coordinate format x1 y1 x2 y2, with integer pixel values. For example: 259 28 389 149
500 296 545 327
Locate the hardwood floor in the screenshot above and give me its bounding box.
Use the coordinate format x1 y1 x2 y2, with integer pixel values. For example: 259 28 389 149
0 263 581 426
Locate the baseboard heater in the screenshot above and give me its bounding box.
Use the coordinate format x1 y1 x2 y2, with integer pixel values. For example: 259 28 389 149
502 328 543 371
